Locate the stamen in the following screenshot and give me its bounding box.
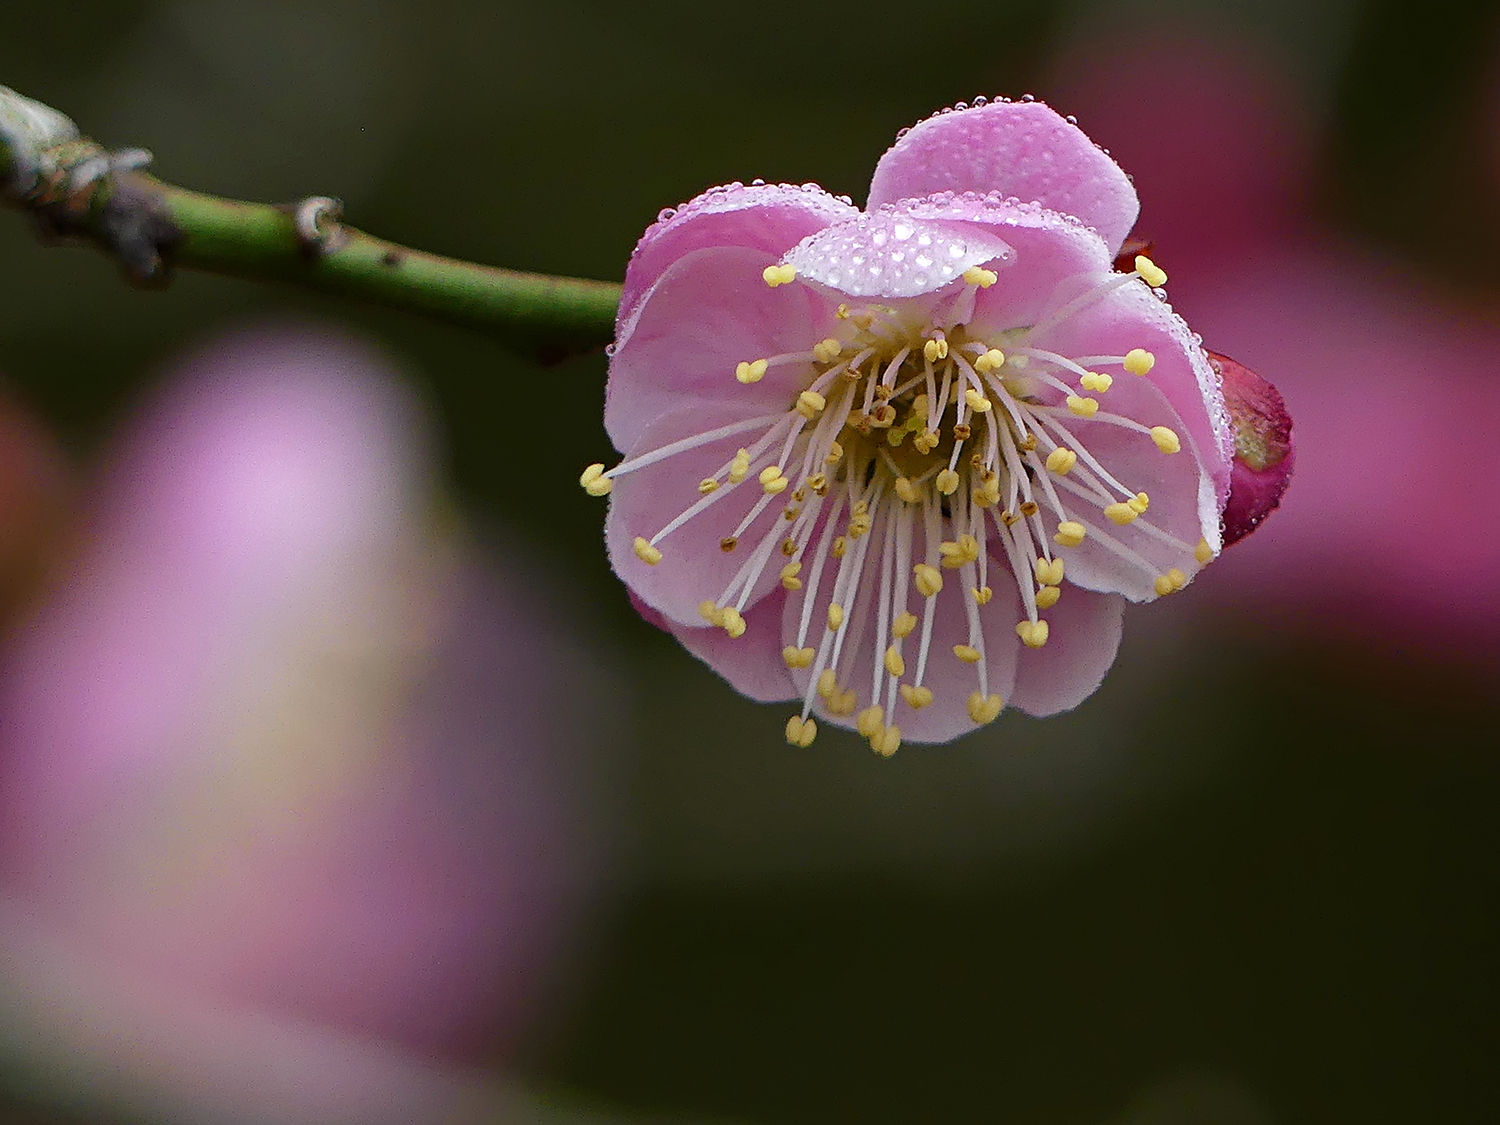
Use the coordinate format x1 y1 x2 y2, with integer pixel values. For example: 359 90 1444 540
1079 371 1113 393
1150 426 1181 454
962 266 998 288
913 563 943 597
785 714 817 747
1134 255 1168 288
736 359 768 384
1195 538 1214 564
1035 585 1061 608
1016 619 1050 647
900 683 934 709
1124 348 1155 375
1045 447 1078 474
1066 395 1100 418
967 691 1004 724
633 537 663 564
763 263 797 287
953 644 982 664
579 463 612 496
1054 521 1087 547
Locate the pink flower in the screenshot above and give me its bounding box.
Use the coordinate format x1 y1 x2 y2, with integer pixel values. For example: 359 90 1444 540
586 101 1238 752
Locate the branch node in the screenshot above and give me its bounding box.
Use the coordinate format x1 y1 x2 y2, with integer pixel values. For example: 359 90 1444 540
293 195 347 257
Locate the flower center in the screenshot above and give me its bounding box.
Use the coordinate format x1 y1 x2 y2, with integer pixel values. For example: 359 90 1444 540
585 257 1211 753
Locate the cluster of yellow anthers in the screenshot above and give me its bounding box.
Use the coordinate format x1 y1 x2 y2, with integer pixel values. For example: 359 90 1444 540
585 255 1212 753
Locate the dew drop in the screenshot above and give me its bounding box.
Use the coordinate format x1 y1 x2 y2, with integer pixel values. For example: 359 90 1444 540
1021 93 1035 102
1065 115 1078 125
604 342 618 357
893 223 914 241
657 207 677 222
751 178 766 186
973 95 988 107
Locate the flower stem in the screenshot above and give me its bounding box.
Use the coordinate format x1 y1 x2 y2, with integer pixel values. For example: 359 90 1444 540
1 84 621 362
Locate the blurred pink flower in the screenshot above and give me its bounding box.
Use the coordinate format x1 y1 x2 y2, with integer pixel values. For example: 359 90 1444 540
0 326 614 1102
587 101 1239 753
1050 25 1500 649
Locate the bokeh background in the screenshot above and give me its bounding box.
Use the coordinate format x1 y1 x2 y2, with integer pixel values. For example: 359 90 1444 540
3 0 1499 1121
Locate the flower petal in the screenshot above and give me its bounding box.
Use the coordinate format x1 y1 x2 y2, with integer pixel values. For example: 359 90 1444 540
1032 278 1233 510
605 402 791 627
1029 375 1216 602
784 209 1015 299
620 182 859 324
867 100 1140 255
900 194 1114 330
605 245 830 452
1007 588 1125 717
669 589 798 703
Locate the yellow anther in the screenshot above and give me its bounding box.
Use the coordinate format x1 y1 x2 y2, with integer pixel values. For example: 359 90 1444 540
848 513 872 538
832 536 847 558
824 441 844 466
1035 584 1061 609
697 477 720 495
900 683 934 710
812 337 843 363
870 724 902 757
869 404 897 428
953 644 982 664
1035 557 1065 586
1104 501 1139 525
796 389 828 418
1167 567 1187 590
1045 447 1078 474
1134 254 1168 288
892 610 918 639
720 536 738 552
1149 426 1181 454
933 468 960 495
1019 433 1038 452
719 607 746 638
967 691 1005 725
894 476 920 504
728 448 751 484
1124 348 1155 375
817 668 839 700
1127 491 1150 514
782 646 816 669
913 563 944 598
785 714 817 748
973 348 1007 374
759 465 788 494
923 335 949 362
964 387 993 413
1054 521 1087 547
952 422 972 440
962 265 998 288
974 478 1002 508
1195 538 1215 565
735 359 769 384
856 705 884 740
913 430 940 454
781 537 798 556
831 689 857 716
579 463 613 497
758 465 782 486
1019 501 1039 518
1153 574 1176 597
827 602 845 631
884 646 906 678
633 537 663 565
835 303 850 319
1016 619 1050 648
762 263 797 287
973 585 993 606
780 560 802 582
1080 371 1113 393
698 600 719 624
1066 395 1100 418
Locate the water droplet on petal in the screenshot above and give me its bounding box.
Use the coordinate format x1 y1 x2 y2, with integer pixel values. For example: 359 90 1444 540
1021 93 1035 102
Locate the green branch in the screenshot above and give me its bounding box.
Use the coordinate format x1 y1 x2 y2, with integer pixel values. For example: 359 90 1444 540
1 85 621 363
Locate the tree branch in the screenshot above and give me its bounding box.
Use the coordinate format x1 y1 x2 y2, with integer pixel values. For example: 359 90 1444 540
1 85 621 363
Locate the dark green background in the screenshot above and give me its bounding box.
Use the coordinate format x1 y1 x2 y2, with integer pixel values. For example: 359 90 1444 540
3 1 1498 1121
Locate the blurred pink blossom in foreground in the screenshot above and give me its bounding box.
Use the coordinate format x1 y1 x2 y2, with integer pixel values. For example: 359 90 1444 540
1053 24 1500 651
0 328 617 1121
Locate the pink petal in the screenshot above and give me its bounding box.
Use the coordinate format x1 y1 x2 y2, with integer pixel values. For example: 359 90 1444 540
867 101 1140 256
779 526 1021 745
903 195 1114 329
620 182 859 325
1035 373 1219 602
605 402 790 627
605 246 830 452
668 589 798 703
785 208 1016 299
1212 351 1294 546
1007 588 1125 717
1033 278 1233 508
